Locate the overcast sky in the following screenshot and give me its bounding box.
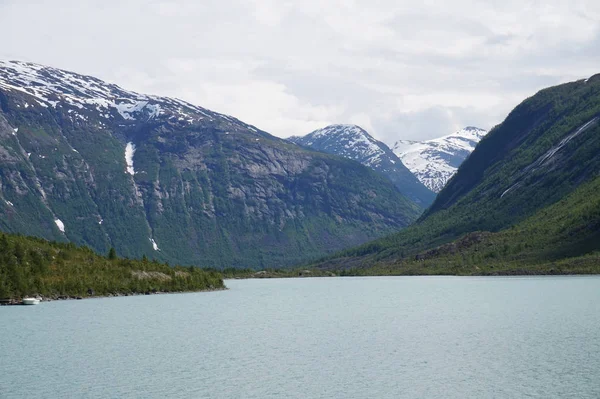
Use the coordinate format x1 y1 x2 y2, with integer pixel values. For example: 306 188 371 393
1 0 599 143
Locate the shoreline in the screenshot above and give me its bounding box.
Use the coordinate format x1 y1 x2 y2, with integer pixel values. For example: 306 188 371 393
0 286 228 306
5 270 597 305
227 269 600 280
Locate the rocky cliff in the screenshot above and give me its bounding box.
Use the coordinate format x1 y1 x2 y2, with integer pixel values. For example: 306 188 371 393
0 61 420 268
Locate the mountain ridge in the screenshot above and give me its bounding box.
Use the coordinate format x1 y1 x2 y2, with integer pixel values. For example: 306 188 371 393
289 124 435 207
0 60 421 268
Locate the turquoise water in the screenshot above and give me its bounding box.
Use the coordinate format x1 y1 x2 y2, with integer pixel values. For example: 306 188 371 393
1 276 599 398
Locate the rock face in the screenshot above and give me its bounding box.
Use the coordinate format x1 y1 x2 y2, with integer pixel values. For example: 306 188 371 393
0 60 421 268
289 124 435 207
391 127 488 192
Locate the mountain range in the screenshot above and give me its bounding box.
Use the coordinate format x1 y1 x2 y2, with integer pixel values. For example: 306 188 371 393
2 60 599 275
390 127 488 193
0 60 420 268
289 125 436 207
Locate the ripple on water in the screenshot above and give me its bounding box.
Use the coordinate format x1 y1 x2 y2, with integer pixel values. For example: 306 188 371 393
1 276 600 398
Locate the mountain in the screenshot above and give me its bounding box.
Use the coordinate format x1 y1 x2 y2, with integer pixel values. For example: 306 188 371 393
311 74 600 273
332 174 600 275
391 127 488 193
289 124 436 207
0 60 421 269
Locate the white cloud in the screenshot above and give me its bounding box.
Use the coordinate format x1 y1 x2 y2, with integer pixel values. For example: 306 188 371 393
0 0 599 143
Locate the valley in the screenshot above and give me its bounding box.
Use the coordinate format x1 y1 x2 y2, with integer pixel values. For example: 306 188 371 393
0 61 599 294
3 4 600 399
311 75 600 275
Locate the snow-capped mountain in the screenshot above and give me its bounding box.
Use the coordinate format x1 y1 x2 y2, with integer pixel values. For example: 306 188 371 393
391 127 488 193
290 124 436 207
0 60 421 268
0 60 260 130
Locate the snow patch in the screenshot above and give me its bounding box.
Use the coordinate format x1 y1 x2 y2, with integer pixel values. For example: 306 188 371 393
535 118 597 165
499 118 598 198
115 100 147 120
150 238 160 251
391 126 488 192
54 218 65 233
125 142 136 175
500 186 517 199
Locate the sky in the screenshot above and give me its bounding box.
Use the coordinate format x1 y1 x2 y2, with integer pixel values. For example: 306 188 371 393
1 0 599 144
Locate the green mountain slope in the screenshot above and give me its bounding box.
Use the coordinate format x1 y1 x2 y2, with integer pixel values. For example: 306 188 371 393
344 175 600 275
427 74 600 225
311 74 600 272
0 61 420 269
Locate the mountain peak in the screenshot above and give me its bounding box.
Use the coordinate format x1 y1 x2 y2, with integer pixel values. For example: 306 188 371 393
0 60 259 132
310 124 369 138
289 125 436 206
391 126 488 193
455 126 487 140
293 124 383 165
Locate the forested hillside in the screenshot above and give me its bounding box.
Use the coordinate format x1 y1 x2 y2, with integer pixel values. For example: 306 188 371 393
0 233 224 301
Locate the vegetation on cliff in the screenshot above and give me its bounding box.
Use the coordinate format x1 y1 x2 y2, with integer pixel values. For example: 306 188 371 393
320 174 600 275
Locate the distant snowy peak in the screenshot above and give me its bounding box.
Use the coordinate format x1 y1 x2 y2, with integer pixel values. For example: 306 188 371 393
0 60 253 130
290 124 388 167
391 127 488 193
290 124 437 207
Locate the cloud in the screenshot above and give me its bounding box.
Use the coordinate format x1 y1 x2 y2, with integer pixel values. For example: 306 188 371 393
0 0 599 144
373 106 499 143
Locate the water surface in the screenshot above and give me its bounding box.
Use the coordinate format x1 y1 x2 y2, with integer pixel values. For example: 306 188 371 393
1 276 599 398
